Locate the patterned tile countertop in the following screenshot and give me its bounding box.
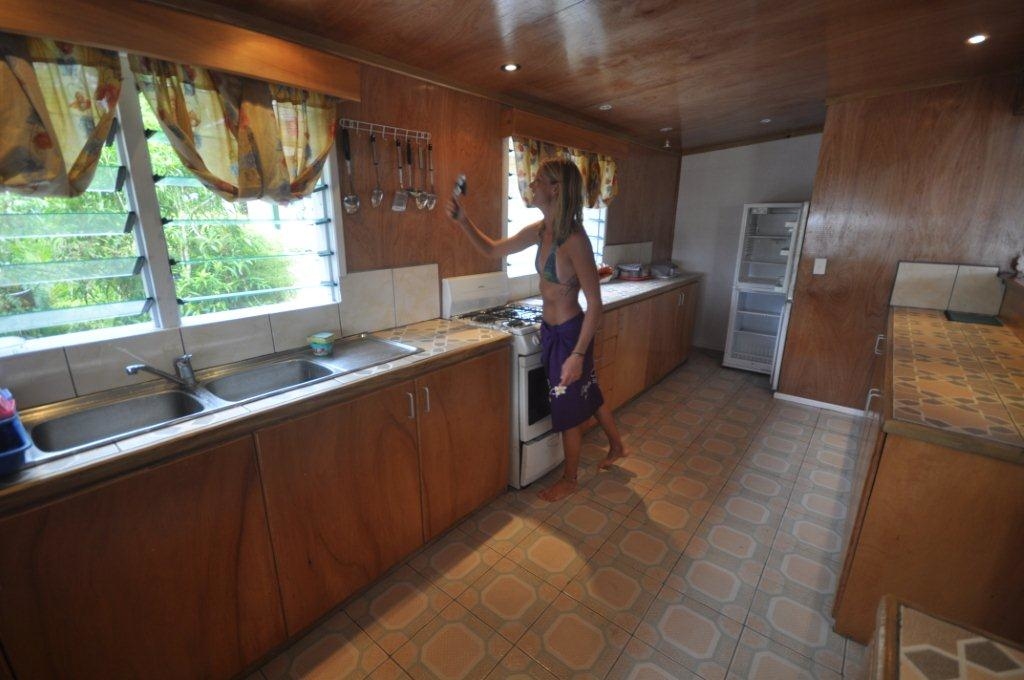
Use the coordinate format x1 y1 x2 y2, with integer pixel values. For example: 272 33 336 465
887 599 1024 679
0 320 508 509
889 307 1024 456
516 272 702 311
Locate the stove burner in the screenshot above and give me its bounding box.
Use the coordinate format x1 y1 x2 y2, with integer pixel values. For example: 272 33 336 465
459 303 544 332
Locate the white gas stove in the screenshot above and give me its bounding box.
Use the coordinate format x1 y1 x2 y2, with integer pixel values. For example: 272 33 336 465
442 273 543 356
441 272 563 489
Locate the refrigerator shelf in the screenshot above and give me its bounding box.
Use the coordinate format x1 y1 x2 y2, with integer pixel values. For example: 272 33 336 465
723 203 808 388
736 309 781 318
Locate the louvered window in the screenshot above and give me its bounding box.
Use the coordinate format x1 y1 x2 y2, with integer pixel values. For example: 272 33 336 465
504 138 606 279
0 125 153 339
0 76 340 346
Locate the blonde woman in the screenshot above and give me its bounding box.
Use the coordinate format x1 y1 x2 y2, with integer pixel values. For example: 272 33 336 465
447 158 624 501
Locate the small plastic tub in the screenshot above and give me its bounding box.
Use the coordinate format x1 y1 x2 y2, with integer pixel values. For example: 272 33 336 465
307 331 336 357
0 415 30 476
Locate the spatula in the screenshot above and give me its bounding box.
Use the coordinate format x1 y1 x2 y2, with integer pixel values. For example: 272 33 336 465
391 139 407 212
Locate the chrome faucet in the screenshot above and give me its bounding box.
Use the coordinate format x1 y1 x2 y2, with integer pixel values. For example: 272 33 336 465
125 354 198 390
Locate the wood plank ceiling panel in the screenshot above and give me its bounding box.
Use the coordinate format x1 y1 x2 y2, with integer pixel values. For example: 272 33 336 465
160 0 1024 151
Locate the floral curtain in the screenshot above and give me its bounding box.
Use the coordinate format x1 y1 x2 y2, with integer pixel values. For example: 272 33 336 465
130 56 338 204
0 33 121 197
512 136 618 209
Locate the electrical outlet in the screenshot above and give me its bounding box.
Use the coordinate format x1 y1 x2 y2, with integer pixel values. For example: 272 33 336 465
813 258 827 275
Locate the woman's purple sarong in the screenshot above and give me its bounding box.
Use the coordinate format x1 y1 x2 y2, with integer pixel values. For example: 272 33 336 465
541 312 604 432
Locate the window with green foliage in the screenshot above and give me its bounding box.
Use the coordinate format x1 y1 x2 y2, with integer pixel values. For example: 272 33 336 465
141 94 336 318
0 79 339 343
0 131 151 338
504 138 606 279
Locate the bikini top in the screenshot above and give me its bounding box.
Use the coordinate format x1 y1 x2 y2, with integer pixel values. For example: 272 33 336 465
536 229 580 289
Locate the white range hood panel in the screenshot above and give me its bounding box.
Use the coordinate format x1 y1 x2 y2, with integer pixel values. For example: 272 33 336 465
441 272 510 318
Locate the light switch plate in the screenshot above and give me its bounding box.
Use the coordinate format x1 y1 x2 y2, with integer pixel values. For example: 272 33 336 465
813 258 827 275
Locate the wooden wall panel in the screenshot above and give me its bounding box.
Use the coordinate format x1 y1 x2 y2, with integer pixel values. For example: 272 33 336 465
606 143 681 262
779 75 1024 408
339 66 680 276
338 65 505 278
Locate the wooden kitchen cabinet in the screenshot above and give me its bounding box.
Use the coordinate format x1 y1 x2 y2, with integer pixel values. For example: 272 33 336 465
0 436 286 680
595 307 620 409
417 347 511 540
255 381 424 635
612 295 653 408
833 313 1024 644
646 282 697 384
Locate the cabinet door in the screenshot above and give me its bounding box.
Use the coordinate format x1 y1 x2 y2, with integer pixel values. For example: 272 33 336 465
256 382 423 634
676 283 697 365
613 297 653 406
646 290 679 384
596 307 620 409
417 348 511 540
0 437 285 680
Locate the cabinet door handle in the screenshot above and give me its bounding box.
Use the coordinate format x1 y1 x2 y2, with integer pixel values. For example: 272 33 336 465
864 388 882 413
406 392 416 419
421 386 431 413
873 334 886 356
679 292 685 307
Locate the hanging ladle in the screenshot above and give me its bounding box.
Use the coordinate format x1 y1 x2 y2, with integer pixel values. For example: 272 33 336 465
340 128 360 214
425 143 438 210
369 133 384 208
415 142 429 210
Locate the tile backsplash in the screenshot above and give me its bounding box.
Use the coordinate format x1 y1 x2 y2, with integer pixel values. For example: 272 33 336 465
393 264 440 327
182 315 275 371
0 265 439 409
602 242 654 266
947 265 1003 315
890 261 1004 314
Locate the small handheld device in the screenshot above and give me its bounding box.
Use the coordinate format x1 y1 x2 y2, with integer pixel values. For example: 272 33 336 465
453 174 467 198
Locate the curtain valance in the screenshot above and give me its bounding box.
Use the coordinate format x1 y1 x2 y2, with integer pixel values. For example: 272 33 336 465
130 56 340 204
0 32 121 197
512 136 618 209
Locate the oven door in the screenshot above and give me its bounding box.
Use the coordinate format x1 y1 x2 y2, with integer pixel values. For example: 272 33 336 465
518 352 552 442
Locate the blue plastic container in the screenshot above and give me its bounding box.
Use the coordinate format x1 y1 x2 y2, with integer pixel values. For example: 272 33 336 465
0 415 31 476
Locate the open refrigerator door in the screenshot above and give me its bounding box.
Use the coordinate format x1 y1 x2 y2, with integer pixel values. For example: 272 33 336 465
722 203 809 384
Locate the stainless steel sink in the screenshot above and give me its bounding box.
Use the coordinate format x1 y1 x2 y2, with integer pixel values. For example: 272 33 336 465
30 390 205 453
20 334 423 465
204 359 334 402
321 335 422 373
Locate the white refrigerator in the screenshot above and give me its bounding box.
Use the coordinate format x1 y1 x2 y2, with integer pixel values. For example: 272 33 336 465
722 203 809 390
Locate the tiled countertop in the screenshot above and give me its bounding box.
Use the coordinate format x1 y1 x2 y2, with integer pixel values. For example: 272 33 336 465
0 320 509 513
886 307 1024 461
0 277 703 513
516 273 702 310
873 597 1024 679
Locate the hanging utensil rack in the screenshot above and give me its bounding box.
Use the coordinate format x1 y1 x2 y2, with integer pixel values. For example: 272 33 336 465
339 118 431 142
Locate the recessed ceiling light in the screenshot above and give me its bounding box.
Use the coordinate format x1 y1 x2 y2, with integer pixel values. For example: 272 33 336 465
659 127 673 132
760 118 772 124
598 104 613 111
966 34 988 45
500 63 520 72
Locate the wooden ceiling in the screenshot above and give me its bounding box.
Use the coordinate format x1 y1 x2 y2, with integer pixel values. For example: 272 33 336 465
159 0 1023 152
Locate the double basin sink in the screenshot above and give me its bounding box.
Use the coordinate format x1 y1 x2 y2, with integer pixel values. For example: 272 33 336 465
22 335 422 464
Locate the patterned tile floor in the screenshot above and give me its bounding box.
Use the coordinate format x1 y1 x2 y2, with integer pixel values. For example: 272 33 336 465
254 351 869 680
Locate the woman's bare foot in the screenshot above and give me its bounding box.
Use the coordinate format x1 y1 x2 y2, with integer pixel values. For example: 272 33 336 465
598 443 626 470
538 477 577 502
